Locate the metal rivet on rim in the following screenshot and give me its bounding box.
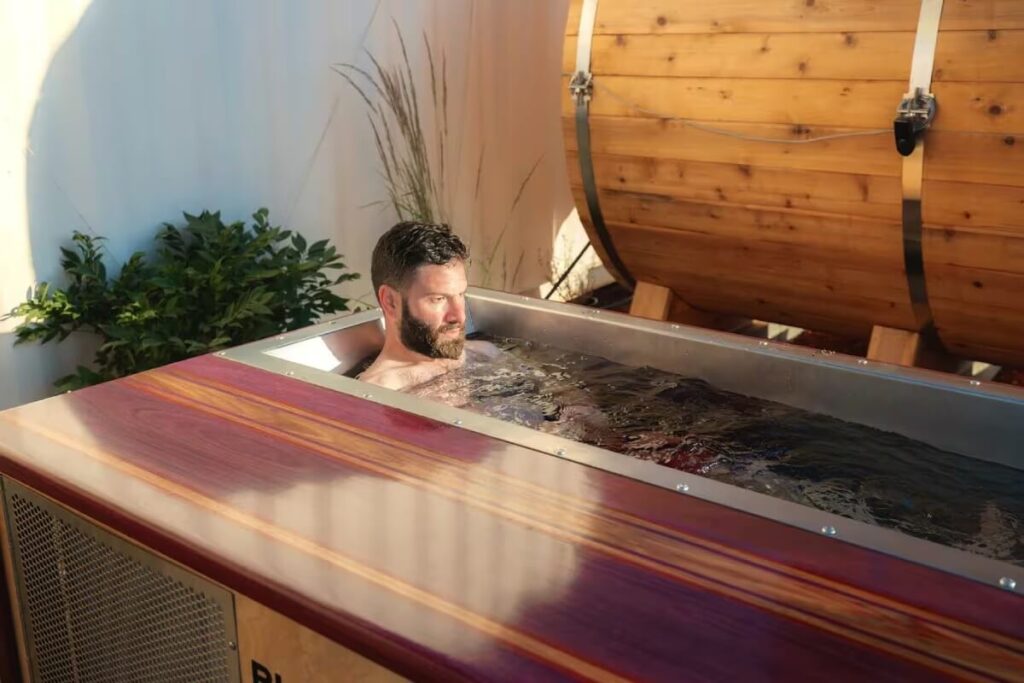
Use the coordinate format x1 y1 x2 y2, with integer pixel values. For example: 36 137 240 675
999 577 1017 591
215 351 226 357
285 371 295 376
671 324 680 330
276 335 285 340
969 379 981 387
821 525 838 536
676 483 690 492
361 393 372 399
857 359 868 365
453 419 463 426
759 341 769 347
227 641 237 650
555 448 567 456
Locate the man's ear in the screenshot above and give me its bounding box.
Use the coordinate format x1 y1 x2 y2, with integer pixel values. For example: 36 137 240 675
378 284 401 320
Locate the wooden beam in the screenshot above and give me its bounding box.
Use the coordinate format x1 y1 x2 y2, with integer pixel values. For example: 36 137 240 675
867 325 960 371
630 280 748 330
629 281 675 321
867 326 924 367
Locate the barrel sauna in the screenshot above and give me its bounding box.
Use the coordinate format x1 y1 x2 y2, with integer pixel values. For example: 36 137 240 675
563 0 1024 367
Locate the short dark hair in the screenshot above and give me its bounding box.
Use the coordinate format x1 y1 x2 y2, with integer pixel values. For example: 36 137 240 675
371 221 469 296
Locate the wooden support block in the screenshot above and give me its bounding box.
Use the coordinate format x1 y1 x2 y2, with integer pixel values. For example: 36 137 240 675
236 593 401 682
629 281 675 321
867 325 958 371
867 326 924 367
629 281 749 331
0 483 30 683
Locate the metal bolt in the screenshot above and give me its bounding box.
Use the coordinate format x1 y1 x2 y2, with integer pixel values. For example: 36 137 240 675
453 419 463 426
857 359 868 365
215 351 227 357
285 371 295 377
969 379 981 387
676 483 690 492
555 448 567 456
999 576 1017 591
227 641 237 651
361 393 372 399
821 525 838 537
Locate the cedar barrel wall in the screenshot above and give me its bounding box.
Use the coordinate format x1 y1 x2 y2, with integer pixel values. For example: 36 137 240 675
562 0 1024 367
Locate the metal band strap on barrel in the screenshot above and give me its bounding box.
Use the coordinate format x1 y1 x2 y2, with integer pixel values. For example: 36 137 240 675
897 0 945 329
571 0 636 289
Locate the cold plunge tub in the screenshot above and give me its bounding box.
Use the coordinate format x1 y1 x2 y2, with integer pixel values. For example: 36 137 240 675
2 285 1023 680
225 286 1024 590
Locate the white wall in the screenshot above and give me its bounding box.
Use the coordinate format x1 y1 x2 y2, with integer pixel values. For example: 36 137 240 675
0 0 586 410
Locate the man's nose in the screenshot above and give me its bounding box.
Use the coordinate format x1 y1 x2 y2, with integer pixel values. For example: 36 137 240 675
444 298 466 325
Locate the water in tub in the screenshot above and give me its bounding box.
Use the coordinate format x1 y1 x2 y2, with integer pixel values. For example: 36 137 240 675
402 333 1024 567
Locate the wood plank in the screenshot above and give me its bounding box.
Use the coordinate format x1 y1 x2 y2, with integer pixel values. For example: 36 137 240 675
924 224 1024 270
934 29 1024 82
934 305 1024 366
923 179 1024 231
867 326 925 367
568 153 1024 231
927 262 1024 311
564 115 899 178
563 116 1024 187
568 152 902 221
926 129 1024 186
938 337 1024 367
0 482 29 683
606 222 909 303
586 188 904 268
563 76 1024 135
236 593 402 682
672 278 906 335
608 222 917 331
566 0 1024 35
565 31 1024 82
565 32 914 80
563 75 907 129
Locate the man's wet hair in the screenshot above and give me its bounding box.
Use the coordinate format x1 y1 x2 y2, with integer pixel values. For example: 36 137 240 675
371 221 469 297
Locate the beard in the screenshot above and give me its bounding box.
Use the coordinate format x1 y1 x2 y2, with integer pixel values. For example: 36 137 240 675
400 298 465 360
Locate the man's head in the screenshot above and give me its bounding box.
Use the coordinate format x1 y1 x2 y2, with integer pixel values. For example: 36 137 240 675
371 222 469 360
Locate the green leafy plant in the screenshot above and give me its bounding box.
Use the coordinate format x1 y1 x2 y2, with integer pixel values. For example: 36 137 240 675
4 209 359 391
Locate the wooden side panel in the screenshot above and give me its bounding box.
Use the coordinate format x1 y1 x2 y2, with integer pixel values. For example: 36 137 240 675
0 484 28 683
236 594 402 683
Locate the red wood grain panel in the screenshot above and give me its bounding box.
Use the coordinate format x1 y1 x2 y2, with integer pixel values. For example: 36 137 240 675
0 354 1020 681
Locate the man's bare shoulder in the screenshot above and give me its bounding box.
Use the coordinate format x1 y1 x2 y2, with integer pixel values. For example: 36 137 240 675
356 366 410 391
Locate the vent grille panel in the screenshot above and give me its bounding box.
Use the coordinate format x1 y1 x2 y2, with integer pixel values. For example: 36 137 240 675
4 480 238 682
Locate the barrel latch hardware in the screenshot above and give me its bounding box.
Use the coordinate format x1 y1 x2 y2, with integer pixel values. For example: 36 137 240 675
894 87 937 156
569 70 594 105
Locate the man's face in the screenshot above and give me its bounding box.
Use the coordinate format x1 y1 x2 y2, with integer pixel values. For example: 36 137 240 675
397 261 468 360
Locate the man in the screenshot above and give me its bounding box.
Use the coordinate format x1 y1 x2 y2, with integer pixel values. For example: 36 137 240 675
358 221 498 391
